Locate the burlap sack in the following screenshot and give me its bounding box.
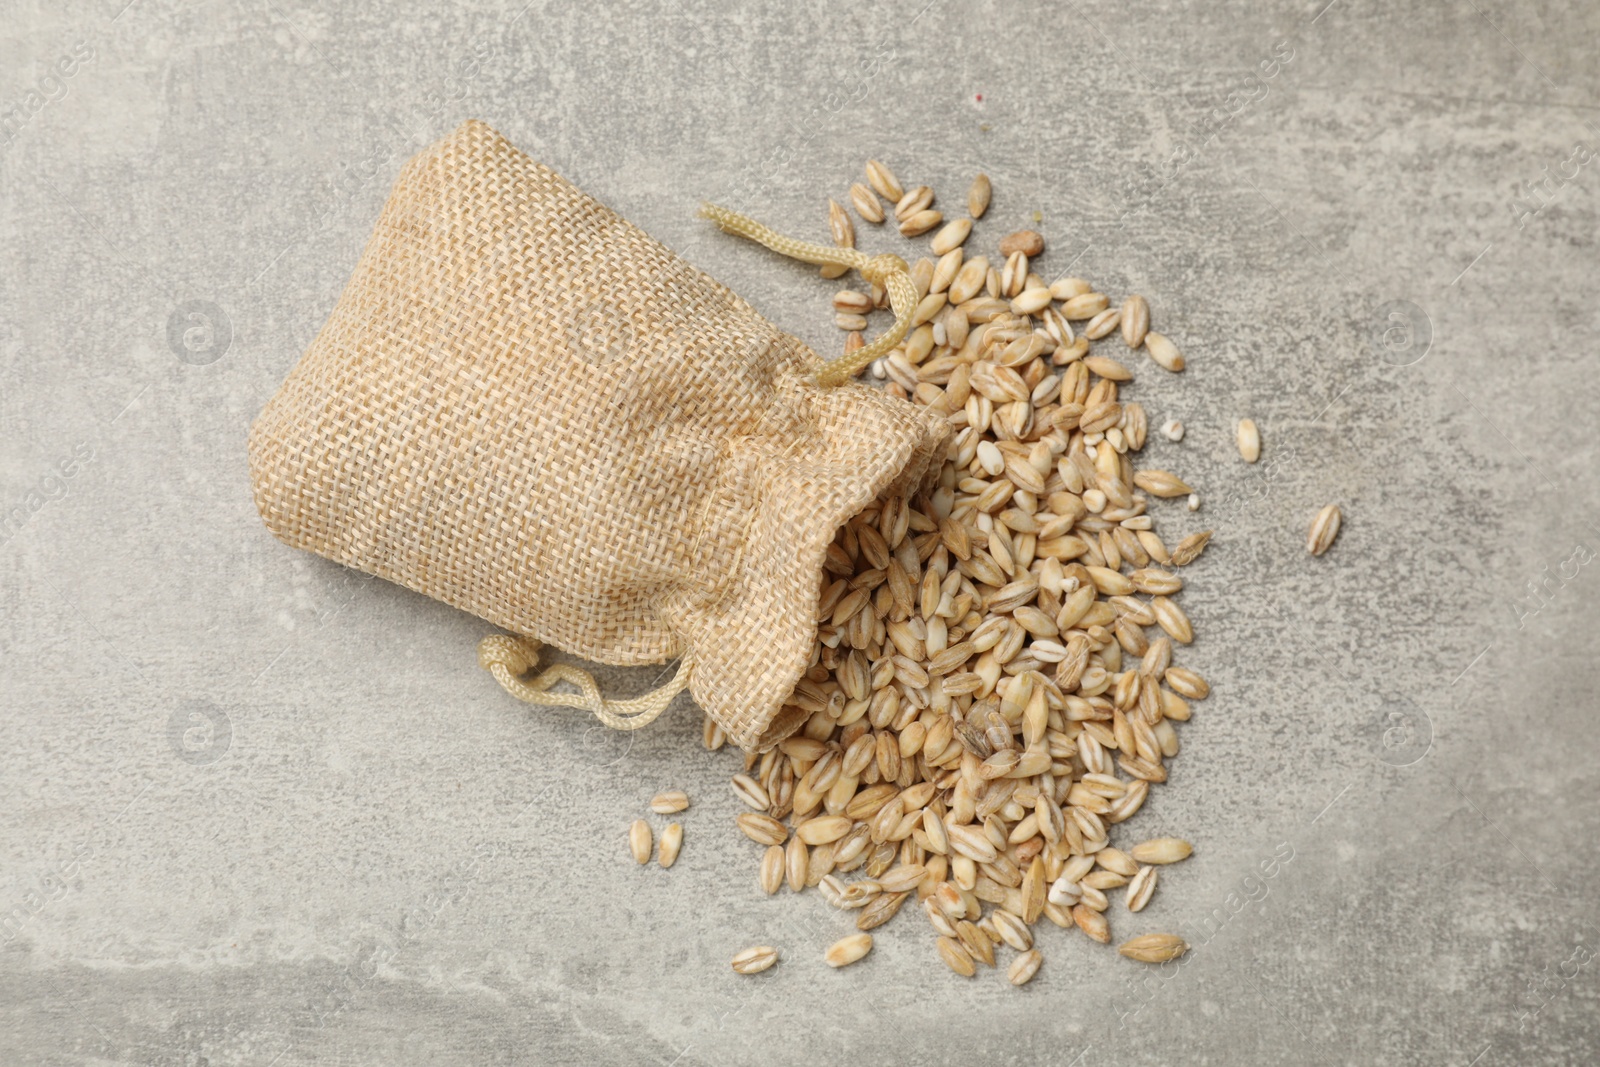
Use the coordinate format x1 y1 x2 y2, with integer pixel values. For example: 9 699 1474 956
249 119 949 750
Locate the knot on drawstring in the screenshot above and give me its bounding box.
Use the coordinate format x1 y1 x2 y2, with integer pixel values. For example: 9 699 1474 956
858 253 910 287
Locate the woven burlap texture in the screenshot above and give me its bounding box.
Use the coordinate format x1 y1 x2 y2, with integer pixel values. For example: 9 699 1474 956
249 119 950 750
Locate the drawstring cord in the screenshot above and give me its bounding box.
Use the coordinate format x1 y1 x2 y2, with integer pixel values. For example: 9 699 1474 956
479 635 692 731
697 202 918 387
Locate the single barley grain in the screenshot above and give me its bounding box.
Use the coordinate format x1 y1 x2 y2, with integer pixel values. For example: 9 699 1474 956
1130 838 1193 864
829 199 856 250
1144 331 1185 372
732 774 769 810
1236 418 1260 463
1134 470 1194 498
850 183 885 223
732 946 779 974
992 908 1034 951
1085 308 1122 341
1118 933 1188 963
786 835 809 892
825 933 874 967
879 863 927 893
1169 530 1212 567
949 256 989 304
1007 948 1044 986
930 249 964 296
930 218 972 255
797 815 853 845
856 890 910 930
999 230 1044 257
1011 288 1054 316
894 185 934 220
1050 276 1092 300
899 209 943 238
1126 865 1158 912
1077 883 1110 911
833 290 874 315
759 845 784 895
1072 904 1111 943
1096 847 1139 877
659 823 683 868
938 935 976 976
702 716 726 750
1164 666 1210 699
650 790 689 814
1083 354 1132 381
1121 295 1150 348
1061 293 1109 320
1150 596 1194 644
1308 504 1342 556
738 812 789 846
866 160 903 202
967 174 991 218
629 820 652 865
955 919 996 967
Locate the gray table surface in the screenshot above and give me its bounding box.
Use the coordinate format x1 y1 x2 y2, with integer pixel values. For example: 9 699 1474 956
3 1 1598 1064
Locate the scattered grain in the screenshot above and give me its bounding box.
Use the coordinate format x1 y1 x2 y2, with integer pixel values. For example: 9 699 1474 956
659 823 683 868
850 182 885 224
1007 948 1044 986
999 230 1045 257
967 174 991 219
1236 418 1260 463
1308 504 1342 556
899 209 943 238
732 946 779 974
1144 332 1184 372
825 933 874 968
1130 838 1193 865
1126 865 1158 912
1118 933 1188 963
937 935 976 976
866 160 903 202
1169 530 1212 567
930 218 972 255
629 820 652 866
1121 295 1150 348
650 790 689 814
759 845 784 895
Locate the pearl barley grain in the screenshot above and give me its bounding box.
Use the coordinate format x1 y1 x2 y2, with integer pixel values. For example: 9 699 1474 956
732 946 780 974
1308 504 1342 556
658 823 683 868
825 933 874 968
629 820 651 865
1236 418 1260 463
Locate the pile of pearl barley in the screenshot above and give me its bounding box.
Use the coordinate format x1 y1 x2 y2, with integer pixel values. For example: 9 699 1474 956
704 162 1215 982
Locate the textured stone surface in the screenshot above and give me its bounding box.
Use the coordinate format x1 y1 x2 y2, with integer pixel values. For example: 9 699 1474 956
2 1 1598 1064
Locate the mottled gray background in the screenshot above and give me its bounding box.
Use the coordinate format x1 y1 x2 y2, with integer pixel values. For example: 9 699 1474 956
2 0 1597 1064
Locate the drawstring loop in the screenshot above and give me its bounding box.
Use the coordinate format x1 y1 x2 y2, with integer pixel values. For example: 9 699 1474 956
478 634 692 731
698 202 918 387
